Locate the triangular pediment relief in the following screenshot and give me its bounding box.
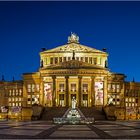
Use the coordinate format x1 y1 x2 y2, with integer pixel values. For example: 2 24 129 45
42 43 105 54
44 60 106 70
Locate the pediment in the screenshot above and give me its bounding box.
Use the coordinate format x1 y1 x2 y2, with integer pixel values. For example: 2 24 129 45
42 43 105 54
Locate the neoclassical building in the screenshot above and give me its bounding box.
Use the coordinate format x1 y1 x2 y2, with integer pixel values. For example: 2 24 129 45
22 33 127 108
0 33 140 120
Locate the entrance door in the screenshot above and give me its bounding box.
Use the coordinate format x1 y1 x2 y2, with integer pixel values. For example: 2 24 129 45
83 94 88 107
59 94 65 107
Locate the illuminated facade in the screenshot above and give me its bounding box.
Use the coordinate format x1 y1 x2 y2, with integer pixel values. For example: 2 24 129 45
0 33 140 116
22 33 127 108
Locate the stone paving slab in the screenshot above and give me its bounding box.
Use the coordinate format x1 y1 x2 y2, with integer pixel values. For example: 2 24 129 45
94 124 132 130
13 126 49 130
105 129 140 137
50 130 99 138
0 129 43 136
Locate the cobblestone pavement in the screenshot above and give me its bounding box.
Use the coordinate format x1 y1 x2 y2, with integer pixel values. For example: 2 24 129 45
0 120 140 139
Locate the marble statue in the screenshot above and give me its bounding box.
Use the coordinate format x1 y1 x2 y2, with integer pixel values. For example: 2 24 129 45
72 96 76 109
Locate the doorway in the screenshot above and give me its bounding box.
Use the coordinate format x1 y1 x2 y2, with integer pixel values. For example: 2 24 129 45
83 94 88 107
59 94 65 107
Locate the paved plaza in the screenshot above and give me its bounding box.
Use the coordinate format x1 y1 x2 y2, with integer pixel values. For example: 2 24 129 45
0 120 140 139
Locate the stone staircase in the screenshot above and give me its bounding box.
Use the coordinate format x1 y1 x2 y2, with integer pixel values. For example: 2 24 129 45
41 107 68 120
79 107 107 121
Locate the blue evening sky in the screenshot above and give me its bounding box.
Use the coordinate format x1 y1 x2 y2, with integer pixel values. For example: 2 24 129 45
0 1 140 82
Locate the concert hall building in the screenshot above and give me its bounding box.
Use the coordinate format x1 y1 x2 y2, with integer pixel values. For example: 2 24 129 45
1 33 140 120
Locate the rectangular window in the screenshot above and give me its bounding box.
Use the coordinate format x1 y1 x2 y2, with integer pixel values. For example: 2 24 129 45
89 57 92 64
19 103 21 106
59 57 62 63
81 57 83 61
64 57 66 61
68 57 71 61
16 89 18 96
36 84 40 92
55 57 58 64
59 83 65 92
112 84 115 92
19 89 22 95
116 84 120 92
93 58 97 65
85 57 88 63
83 83 88 92
32 84 35 92
71 83 76 92
76 57 79 61
27 84 31 92
50 58 53 64
108 84 111 91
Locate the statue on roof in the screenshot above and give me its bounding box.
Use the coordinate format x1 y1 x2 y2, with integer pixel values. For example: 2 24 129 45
68 32 79 43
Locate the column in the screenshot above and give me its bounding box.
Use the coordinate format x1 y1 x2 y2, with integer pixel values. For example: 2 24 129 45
52 76 56 107
78 76 82 107
65 76 69 107
91 76 95 106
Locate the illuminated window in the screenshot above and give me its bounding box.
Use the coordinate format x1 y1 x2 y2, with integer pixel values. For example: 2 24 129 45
132 98 135 102
129 98 131 102
116 84 120 92
55 57 58 64
36 84 40 92
85 57 88 63
59 57 62 63
126 103 128 107
16 103 18 106
19 98 21 101
13 103 15 106
9 98 11 102
16 98 18 101
71 83 76 92
129 103 131 107
16 89 18 96
28 101 30 104
9 103 11 106
19 89 22 95
89 57 92 64
31 84 35 92
76 57 79 61
125 98 128 102
108 84 111 91
93 58 97 65
12 98 14 101
132 103 134 107
83 83 88 92
27 84 31 92
68 57 71 61
59 83 64 92
117 102 120 105
112 84 115 92
64 57 66 61
19 103 21 106
50 57 53 64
